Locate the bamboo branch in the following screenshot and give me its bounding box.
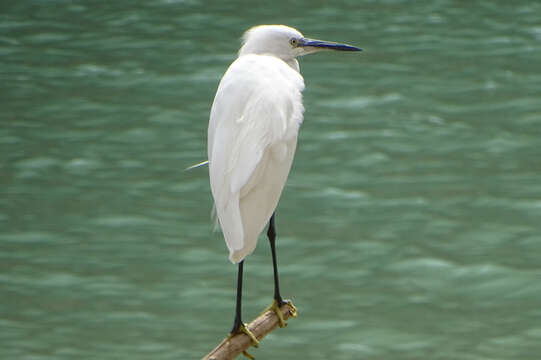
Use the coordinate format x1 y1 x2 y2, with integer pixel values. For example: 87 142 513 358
202 302 297 360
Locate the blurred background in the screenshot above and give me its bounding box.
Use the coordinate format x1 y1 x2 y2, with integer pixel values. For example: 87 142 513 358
2 0 541 359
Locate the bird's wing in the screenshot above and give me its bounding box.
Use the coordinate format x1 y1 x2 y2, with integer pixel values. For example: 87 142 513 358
208 54 304 256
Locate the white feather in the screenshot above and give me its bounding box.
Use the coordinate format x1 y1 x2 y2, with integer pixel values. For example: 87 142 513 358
208 53 304 263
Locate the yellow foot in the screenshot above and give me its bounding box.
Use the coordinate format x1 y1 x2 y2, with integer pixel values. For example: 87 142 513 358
286 299 298 319
242 350 255 360
229 323 260 348
262 299 298 328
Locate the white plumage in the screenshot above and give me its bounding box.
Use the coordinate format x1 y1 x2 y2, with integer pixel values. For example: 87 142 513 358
209 44 304 263
208 25 360 263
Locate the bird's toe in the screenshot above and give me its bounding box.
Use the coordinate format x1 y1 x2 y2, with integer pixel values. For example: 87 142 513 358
262 298 297 328
230 323 260 348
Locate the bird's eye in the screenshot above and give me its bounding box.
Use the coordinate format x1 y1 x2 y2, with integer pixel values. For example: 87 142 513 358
289 38 298 47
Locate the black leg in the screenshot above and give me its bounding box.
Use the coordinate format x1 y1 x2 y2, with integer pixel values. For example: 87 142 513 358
231 260 244 333
267 213 285 305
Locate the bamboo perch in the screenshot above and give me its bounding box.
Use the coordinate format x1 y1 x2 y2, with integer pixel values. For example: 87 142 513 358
202 302 298 360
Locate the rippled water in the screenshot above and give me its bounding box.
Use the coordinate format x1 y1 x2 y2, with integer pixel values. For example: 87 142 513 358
2 1 541 359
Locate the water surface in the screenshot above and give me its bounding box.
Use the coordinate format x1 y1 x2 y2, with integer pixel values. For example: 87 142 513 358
2 1 541 359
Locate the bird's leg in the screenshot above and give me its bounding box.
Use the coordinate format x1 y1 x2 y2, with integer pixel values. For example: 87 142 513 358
268 213 284 305
229 260 259 348
263 213 297 327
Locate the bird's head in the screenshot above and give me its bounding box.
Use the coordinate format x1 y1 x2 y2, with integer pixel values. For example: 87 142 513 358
239 25 361 62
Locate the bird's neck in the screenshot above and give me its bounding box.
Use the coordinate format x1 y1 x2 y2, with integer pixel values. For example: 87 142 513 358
238 51 301 73
284 58 300 73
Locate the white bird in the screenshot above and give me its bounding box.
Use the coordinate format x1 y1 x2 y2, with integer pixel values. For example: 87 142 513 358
207 24 360 345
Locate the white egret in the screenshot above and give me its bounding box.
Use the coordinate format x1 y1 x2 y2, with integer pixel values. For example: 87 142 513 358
207 24 361 344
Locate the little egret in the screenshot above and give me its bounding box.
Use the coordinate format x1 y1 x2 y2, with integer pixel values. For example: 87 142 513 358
208 24 361 344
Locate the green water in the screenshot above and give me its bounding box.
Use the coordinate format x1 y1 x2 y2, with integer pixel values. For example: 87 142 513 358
2 1 541 359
